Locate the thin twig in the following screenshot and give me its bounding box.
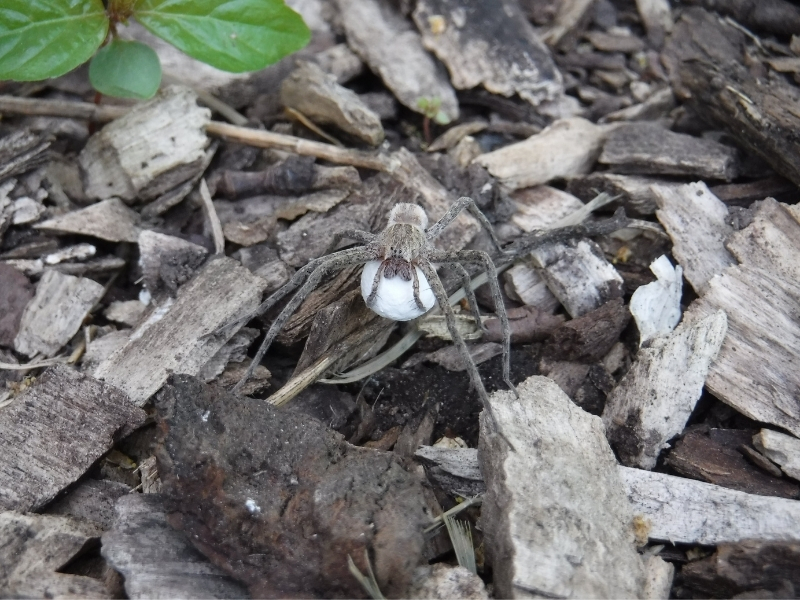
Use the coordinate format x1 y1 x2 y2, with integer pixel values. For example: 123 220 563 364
0 357 68 370
424 495 483 534
199 178 225 254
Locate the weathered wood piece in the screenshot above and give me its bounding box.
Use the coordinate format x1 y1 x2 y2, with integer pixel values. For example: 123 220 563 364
94 257 266 405
407 564 489 599
101 493 248 599
635 0 673 47
280 60 384 146
663 8 800 186
198 327 259 382
79 86 210 202
665 428 800 499
427 120 487 153
415 446 485 497
710 176 797 207
681 540 800 599
680 0 800 37
104 300 146 327
567 172 673 216
509 185 584 232
541 0 595 47
480 376 647 599
684 201 800 437
629 255 682 346
619 466 800 544
502 262 560 312
585 31 645 54
14 271 104 357
475 117 614 190
531 238 624 318
335 0 459 121
652 181 735 295
46 479 131 530
598 123 739 180
35 197 141 243
0 263 33 347
603 311 727 469
0 512 107 598
545 297 630 362
753 429 800 481
0 129 52 181
0 366 145 512
137 230 209 300
412 0 562 105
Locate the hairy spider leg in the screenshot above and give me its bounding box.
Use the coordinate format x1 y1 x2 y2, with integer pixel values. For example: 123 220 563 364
432 249 517 397
366 259 388 306
448 263 485 331
425 196 505 252
324 229 376 256
233 247 373 394
410 264 425 311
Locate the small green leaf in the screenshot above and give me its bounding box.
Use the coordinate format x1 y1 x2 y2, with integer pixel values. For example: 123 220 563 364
133 0 310 73
89 39 161 98
0 0 109 80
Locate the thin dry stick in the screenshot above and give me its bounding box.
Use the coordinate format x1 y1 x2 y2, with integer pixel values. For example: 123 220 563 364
198 178 225 254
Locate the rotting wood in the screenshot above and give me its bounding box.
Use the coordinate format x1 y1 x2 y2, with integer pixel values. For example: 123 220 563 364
137 230 208 301
45 478 131 530
35 197 141 243
415 446 485 497
412 0 563 106
709 176 797 207
620 466 800 545
663 8 800 186
679 0 800 37
198 327 259 382
334 0 459 122
544 297 630 362
0 512 107 598
0 365 145 512
94 256 266 406
475 117 616 190
502 262 560 312
0 129 52 181
0 263 33 347
567 172 674 216
101 493 248 599
652 181 736 295
480 376 648 599
598 122 739 180
753 429 800 481
14 270 105 358
603 311 727 470
281 60 384 146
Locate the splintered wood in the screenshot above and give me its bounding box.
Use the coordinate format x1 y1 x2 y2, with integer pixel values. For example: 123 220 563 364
94 257 266 405
0 366 145 512
35 197 142 243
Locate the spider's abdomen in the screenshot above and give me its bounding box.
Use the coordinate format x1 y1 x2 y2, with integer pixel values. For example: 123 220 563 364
361 260 435 321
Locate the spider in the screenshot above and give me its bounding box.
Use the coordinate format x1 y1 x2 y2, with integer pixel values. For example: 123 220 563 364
232 196 515 414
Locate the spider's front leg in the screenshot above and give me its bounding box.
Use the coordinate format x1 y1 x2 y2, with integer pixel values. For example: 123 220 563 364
426 196 505 253
448 263 485 331
324 229 376 255
431 248 517 397
233 246 374 394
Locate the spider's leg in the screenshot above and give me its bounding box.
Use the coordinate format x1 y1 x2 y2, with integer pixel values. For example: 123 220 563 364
410 264 425 311
324 229 376 256
367 260 387 306
431 249 516 397
448 263 485 331
425 196 505 252
233 247 373 394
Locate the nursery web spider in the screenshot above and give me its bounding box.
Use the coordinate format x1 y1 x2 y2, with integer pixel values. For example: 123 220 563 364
233 197 515 412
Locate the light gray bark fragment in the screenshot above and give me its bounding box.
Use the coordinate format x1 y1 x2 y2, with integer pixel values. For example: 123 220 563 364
753 429 800 481
35 197 141 242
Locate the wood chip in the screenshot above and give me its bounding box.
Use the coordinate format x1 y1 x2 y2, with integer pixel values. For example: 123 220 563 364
502 262 560 312
45 478 131 530
475 117 615 190
603 311 727 469
427 120 487 153
509 185 584 232
635 0 673 47
620 466 800 545
414 445 485 497
103 300 146 327
480 376 648 598
753 429 800 481
599 122 739 180
585 30 646 53
101 493 248 599
412 0 563 105
0 263 33 347
14 270 105 357
0 512 107 598
0 365 146 512
79 85 210 202
281 60 384 146
545 297 630 362
652 181 736 294
35 197 142 243
335 0 459 121
94 257 266 405
0 128 52 181
137 230 208 300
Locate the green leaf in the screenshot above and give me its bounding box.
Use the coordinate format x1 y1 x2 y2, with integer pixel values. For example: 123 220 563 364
0 0 108 81
133 0 310 73
89 39 161 99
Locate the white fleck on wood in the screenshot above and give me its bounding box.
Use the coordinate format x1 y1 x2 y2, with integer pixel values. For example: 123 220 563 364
619 466 800 545
475 118 615 190
102 493 247 599
0 365 146 512
0 512 108 598
531 238 624 318
753 429 800 481
79 85 210 202
602 311 727 469
43 243 96 265
630 255 683 346
35 197 142 242
480 376 647 599
412 0 562 106
653 181 736 294
281 60 384 146
14 270 105 357
94 257 266 405
335 0 459 122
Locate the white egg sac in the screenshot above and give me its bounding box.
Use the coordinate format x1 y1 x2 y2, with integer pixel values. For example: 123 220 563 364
360 260 436 321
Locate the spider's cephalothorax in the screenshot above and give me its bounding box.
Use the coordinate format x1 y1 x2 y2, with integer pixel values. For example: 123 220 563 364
232 197 515 415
